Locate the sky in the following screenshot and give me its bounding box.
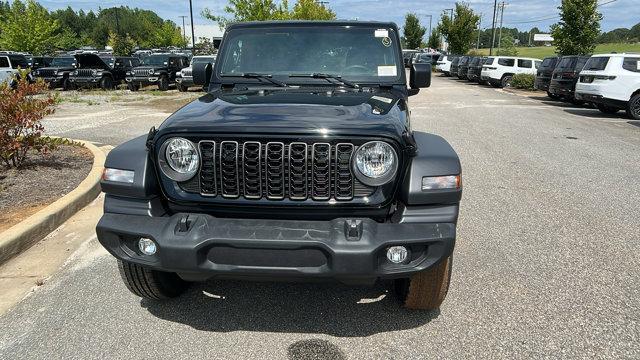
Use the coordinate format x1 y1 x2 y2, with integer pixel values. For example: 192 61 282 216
37 0 638 40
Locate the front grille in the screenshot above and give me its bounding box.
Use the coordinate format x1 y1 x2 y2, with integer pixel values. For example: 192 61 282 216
185 140 371 201
38 69 56 77
133 69 152 76
75 69 94 77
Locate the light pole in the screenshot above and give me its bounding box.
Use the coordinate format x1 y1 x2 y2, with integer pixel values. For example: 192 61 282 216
476 14 482 49
189 0 196 50
179 16 188 45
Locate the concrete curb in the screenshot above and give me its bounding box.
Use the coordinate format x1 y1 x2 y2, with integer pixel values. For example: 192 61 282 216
0 139 105 266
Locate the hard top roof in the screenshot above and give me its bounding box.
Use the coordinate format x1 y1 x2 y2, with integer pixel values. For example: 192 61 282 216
226 20 398 31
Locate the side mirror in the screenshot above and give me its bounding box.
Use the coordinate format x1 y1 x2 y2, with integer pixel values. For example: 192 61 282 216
193 62 212 87
410 63 431 91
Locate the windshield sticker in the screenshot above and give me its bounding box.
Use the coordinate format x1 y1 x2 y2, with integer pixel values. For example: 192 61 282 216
382 37 392 47
371 95 393 104
374 29 389 38
377 65 397 77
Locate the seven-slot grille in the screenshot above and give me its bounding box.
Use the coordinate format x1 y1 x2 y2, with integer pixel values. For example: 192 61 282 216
191 140 361 201
74 69 94 77
133 68 153 76
38 69 57 77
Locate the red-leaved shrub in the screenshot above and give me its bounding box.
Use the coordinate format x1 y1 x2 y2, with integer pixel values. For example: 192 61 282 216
0 70 57 168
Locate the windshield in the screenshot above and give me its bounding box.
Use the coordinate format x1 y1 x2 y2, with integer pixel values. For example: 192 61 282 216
100 56 115 68
192 56 216 64
50 57 76 67
141 55 169 66
541 57 558 69
219 26 402 82
557 57 576 69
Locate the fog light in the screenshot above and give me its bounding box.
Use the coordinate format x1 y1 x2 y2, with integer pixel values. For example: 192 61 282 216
386 246 408 264
138 238 157 255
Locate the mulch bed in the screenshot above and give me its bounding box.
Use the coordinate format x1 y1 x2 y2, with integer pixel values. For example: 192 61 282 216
0 145 93 232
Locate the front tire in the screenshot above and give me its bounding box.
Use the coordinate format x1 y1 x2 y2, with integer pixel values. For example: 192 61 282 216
157 75 169 91
62 77 72 91
128 83 140 92
627 93 640 120
394 255 453 310
547 91 560 100
177 83 188 92
117 260 189 300
100 76 114 90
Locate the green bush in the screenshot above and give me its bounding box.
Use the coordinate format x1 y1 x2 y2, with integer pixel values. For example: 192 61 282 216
511 73 535 90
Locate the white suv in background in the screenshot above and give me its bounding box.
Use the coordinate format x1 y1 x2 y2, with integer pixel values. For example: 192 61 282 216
575 53 640 119
436 55 454 76
481 56 542 88
0 55 18 86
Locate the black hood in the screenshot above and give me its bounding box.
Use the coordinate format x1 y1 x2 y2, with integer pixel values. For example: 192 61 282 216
37 66 75 72
75 54 111 70
156 88 409 144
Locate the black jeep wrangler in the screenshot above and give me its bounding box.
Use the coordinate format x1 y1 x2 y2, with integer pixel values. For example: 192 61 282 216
34 56 77 90
69 54 138 90
97 21 462 310
126 54 189 91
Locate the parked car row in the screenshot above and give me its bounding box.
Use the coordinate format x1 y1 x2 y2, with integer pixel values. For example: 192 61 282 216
436 52 640 120
535 53 640 119
1 50 217 92
437 54 542 88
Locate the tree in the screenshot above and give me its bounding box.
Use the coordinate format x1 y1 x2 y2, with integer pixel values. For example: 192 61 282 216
290 0 335 20
427 27 441 49
551 0 602 56
402 13 426 49
497 34 518 56
203 0 289 27
439 2 480 55
0 0 62 54
194 37 216 55
203 0 336 28
108 31 135 56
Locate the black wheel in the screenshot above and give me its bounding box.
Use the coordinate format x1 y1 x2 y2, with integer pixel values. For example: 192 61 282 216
501 75 513 88
62 77 72 91
128 83 139 92
100 76 114 90
117 260 189 300
158 75 169 91
177 83 188 92
627 93 640 120
394 255 452 310
597 104 619 114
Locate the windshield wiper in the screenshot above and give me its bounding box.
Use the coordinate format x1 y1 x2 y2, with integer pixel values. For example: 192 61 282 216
220 72 288 87
289 73 359 89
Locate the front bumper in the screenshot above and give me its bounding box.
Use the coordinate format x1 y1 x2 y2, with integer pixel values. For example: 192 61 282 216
126 76 159 86
69 77 100 86
176 76 194 87
96 213 456 284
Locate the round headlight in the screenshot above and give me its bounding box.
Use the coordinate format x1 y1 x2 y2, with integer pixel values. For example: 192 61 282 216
353 141 398 186
91 69 98 76
158 138 199 181
148 69 155 75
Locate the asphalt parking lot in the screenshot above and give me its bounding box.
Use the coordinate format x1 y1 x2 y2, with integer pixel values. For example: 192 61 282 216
1 75 639 359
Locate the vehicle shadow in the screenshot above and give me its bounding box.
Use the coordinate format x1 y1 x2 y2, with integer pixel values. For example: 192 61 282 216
141 280 440 337
563 108 631 120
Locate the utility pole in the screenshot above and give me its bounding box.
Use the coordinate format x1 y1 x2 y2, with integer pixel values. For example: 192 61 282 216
476 14 482 49
497 2 506 52
189 0 196 50
179 16 188 45
489 0 498 55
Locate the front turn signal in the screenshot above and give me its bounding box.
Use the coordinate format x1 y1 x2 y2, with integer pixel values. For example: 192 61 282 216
421 175 461 191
